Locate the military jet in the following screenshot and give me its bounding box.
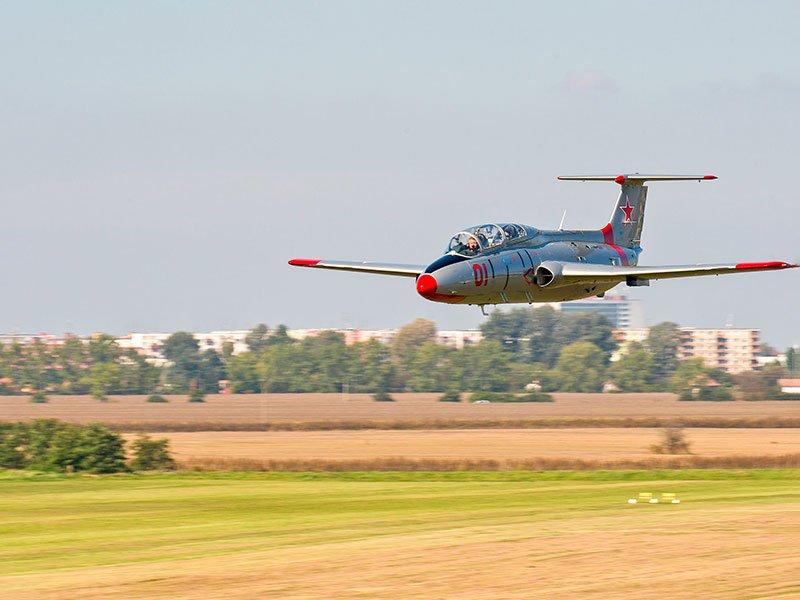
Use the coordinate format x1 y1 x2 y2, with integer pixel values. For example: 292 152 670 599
289 174 796 309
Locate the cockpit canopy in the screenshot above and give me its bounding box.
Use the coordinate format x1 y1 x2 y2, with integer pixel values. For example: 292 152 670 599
446 223 529 257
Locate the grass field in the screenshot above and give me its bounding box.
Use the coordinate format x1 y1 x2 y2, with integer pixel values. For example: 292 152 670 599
1 470 799 599
2 393 800 430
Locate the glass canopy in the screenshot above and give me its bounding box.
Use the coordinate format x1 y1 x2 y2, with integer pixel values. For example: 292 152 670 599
446 223 529 257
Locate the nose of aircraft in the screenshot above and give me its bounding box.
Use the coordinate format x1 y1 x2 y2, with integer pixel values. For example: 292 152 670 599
416 273 438 299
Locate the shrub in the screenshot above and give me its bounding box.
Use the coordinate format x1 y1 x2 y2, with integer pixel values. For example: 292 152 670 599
130 435 176 471
510 391 554 403
0 420 128 473
372 391 395 402
0 424 26 469
438 391 462 402
734 369 784 400
697 386 733 401
24 419 69 470
188 389 205 403
146 394 168 403
470 391 515 403
651 426 691 454
680 386 734 401
29 391 48 403
69 423 128 473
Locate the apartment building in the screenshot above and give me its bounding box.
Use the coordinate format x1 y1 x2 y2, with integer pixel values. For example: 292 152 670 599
678 328 760 374
614 327 761 374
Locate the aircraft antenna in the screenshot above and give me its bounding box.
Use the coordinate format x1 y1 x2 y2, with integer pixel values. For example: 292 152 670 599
558 210 567 231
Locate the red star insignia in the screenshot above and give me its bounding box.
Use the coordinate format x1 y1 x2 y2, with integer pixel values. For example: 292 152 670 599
523 267 537 285
619 200 634 223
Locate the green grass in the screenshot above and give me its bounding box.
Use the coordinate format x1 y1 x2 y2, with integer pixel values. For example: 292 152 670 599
1 469 799 596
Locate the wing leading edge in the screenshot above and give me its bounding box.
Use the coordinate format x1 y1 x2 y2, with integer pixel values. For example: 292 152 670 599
557 260 797 283
289 258 424 278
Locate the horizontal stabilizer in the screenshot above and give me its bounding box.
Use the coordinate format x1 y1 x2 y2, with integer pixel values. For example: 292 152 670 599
558 174 717 184
289 258 424 278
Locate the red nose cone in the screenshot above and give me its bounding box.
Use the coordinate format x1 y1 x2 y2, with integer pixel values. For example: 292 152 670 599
416 274 438 298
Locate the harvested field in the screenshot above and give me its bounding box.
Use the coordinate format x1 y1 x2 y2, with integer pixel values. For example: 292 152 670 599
142 428 800 471
155 428 800 460
2 393 799 430
2 471 800 599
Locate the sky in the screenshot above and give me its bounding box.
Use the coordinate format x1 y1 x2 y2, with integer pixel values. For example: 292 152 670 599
1 1 799 346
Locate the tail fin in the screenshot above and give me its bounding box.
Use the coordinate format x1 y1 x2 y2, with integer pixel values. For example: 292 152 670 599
606 182 647 248
557 174 718 249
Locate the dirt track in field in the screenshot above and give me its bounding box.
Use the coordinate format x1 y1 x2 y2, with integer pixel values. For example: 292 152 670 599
3 392 800 426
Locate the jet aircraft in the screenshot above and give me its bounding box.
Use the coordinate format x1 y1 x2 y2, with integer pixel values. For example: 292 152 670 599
289 174 796 309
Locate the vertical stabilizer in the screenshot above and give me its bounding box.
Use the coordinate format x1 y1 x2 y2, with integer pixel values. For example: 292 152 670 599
604 182 647 248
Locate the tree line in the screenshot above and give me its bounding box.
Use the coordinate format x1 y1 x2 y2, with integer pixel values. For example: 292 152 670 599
0 308 795 399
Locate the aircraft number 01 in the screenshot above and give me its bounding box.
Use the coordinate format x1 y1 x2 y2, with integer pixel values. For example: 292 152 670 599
473 263 490 287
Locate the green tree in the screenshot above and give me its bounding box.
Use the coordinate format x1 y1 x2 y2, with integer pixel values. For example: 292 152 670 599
221 340 235 362
670 358 708 396
734 364 785 400
608 342 656 391
162 332 200 393
480 307 535 359
117 351 160 394
22 421 128 473
457 341 513 392
391 318 437 372
266 324 292 346
786 347 798 374
352 340 395 393
647 322 683 379
84 362 122 400
130 435 176 470
405 342 453 391
227 352 261 393
255 332 351 393
550 341 607 392
526 306 562 365
197 349 225 393
555 312 617 362
88 334 120 364
245 324 270 353
0 424 26 468
21 419 65 470
257 344 298 392
75 424 128 473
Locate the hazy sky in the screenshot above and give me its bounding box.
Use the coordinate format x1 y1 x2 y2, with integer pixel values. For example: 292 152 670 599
2 1 799 346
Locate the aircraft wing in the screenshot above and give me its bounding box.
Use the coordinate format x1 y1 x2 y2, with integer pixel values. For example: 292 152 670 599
556 260 797 283
289 258 424 278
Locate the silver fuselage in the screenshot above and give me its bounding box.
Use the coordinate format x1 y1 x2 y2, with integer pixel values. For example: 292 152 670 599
421 228 640 305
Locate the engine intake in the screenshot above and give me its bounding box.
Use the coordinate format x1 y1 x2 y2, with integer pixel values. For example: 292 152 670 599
534 261 565 288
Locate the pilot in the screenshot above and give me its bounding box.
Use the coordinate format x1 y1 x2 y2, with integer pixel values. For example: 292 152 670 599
466 236 480 254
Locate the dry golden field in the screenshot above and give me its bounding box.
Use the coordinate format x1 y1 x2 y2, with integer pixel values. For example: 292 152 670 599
132 427 800 471
152 428 800 461
2 393 800 429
